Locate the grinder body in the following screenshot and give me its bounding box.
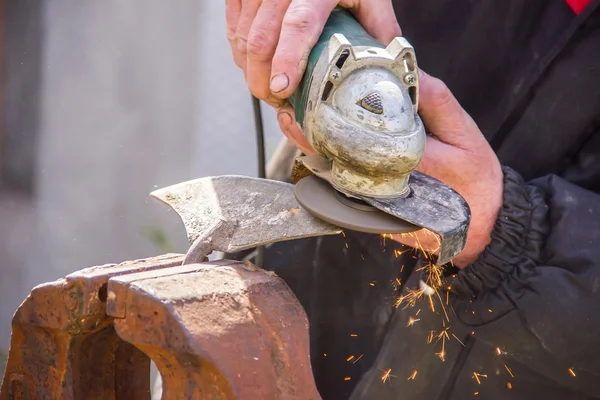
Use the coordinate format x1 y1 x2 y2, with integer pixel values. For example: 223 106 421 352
289 7 425 199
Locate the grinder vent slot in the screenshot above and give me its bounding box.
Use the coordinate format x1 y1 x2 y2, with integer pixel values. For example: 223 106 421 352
322 81 334 101
408 86 417 107
336 50 350 69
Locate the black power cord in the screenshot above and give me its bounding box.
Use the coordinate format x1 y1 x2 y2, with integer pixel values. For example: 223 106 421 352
251 95 266 268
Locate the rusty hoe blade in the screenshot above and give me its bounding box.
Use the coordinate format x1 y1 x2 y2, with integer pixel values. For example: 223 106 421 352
150 175 341 264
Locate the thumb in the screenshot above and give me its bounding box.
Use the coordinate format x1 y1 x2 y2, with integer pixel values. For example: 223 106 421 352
350 0 402 45
417 69 483 150
277 102 316 155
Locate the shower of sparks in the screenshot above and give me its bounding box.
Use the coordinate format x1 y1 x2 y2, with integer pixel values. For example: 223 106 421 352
353 354 364 364
472 372 488 385
504 365 514 378
569 368 576 377
407 316 420 327
347 355 355 362
381 368 395 384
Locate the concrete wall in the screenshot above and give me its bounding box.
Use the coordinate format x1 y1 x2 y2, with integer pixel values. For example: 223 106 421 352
0 0 283 357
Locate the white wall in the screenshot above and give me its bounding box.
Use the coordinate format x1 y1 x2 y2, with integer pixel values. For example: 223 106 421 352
0 0 284 352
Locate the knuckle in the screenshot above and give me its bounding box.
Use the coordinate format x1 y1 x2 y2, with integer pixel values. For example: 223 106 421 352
227 27 238 42
247 30 277 58
430 78 454 108
284 4 319 33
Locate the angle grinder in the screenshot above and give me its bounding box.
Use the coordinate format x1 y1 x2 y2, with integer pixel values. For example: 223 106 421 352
290 7 471 265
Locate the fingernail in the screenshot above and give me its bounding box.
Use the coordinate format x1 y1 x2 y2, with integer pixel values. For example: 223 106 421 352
237 38 246 52
278 111 292 128
270 74 289 93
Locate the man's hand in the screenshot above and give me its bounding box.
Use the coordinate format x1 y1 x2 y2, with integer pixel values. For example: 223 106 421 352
227 0 401 153
282 69 505 268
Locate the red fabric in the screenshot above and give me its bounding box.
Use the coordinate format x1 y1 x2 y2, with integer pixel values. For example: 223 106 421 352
565 0 592 14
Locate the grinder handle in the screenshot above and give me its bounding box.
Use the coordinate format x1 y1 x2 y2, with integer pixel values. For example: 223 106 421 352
288 7 383 129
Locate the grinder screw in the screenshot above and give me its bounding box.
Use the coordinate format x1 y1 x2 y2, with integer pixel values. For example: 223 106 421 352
404 73 416 85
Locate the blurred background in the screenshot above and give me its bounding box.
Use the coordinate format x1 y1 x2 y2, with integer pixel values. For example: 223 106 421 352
0 0 285 374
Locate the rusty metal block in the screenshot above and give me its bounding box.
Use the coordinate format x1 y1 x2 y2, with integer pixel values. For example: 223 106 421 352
0 254 182 399
108 260 321 400
1 255 321 400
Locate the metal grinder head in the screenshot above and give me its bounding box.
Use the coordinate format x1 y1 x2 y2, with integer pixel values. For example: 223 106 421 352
291 21 471 265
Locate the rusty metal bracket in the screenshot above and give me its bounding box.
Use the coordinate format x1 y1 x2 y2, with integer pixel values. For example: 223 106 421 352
1 255 321 399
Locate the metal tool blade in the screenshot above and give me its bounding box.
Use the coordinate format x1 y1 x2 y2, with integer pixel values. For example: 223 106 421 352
150 175 341 264
296 155 471 266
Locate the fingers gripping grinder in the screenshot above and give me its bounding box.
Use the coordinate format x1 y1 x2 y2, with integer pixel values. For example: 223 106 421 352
290 8 471 266
149 8 470 269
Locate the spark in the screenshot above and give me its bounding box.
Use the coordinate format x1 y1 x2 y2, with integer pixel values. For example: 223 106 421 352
427 331 434 344
435 330 450 362
504 365 514 378
395 287 426 309
400 264 405 272
360 253 365 260
353 354 364 364
344 377 351 381
370 281 376 287
381 368 395 384
408 370 418 380
392 277 402 290
345 242 349 249
415 309 422 316
407 316 420 326
428 294 436 312
569 368 576 377
496 347 507 356
446 290 449 305
452 334 465 347
341 231 346 237
324 353 327 357
507 382 513 389
346 355 355 362
488 309 493 313
474 392 479 396
350 333 358 337
472 372 487 385
394 248 410 258
435 289 451 322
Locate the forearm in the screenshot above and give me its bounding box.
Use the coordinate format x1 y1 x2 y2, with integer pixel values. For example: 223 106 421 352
449 166 600 396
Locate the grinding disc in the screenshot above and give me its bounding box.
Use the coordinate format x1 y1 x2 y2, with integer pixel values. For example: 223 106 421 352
294 175 418 234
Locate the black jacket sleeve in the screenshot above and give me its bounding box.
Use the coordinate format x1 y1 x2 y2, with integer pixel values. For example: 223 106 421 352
450 166 600 397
